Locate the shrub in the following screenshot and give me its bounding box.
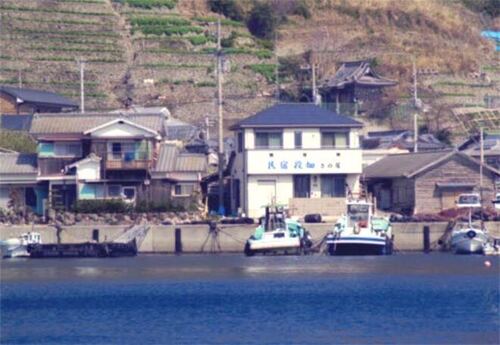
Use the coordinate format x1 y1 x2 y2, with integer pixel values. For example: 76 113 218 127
0 130 36 153
74 200 132 213
134 200 186 212
124 0 177 9
188 35 210 45
221 31 238 48
208 0 244 21
292 0 311 19
130 16 190 27
248 64 276 83
247 2 278 39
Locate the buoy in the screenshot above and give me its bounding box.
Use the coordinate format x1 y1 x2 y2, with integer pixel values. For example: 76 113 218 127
484 260 492 268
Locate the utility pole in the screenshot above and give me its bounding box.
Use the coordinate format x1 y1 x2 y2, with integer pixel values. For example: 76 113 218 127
414 113 418 153
274 32 280 102
312 62 317 104
480 127 484 226
310 50 320 105
17 67 22 88
216 18 225 216
412 56 418 106
77 58 85 113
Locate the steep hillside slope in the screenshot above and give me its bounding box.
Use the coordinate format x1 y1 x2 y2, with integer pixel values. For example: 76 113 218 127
0 0 497 137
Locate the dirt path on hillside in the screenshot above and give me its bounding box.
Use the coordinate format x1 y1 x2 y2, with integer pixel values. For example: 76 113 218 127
106 0 135 107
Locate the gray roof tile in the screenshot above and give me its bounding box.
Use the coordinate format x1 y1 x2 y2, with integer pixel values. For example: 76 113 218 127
0 85 78 108
0 153 38 174
30 112 164 135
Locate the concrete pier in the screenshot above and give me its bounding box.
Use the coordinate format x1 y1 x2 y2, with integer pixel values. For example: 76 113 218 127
1 222 500 253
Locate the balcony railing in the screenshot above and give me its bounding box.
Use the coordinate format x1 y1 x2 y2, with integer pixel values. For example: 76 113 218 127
106 151 151 170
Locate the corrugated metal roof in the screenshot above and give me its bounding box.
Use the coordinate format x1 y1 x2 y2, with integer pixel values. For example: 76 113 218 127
154 144 206 173
0 153 38 174
0 85 78 108
30 112 164 135
231 103 362 129
175 154 206 171
364 150 500 179
364 151 454 178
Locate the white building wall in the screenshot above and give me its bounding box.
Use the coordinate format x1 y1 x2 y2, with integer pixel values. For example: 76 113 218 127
246 175 293 218
91 122 155 138
244 129 254 149
234 126 363 218
76 161 101 181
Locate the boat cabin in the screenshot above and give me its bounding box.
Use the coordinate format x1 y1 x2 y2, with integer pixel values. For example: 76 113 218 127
456 193 481 208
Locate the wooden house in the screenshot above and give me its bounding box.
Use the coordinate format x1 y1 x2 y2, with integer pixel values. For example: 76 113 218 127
364 150 499 214
0 86 78 114
27 111 207 212
320 60 396 115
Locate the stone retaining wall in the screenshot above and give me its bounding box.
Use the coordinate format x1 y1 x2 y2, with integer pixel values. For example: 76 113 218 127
3 222 499 253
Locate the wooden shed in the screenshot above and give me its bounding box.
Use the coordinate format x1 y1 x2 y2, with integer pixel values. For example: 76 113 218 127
364 150 499 215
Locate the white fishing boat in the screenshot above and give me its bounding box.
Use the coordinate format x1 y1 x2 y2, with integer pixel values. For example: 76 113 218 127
244 206 312 256
0 232 42 258
450 193 489 255
326 198 393 255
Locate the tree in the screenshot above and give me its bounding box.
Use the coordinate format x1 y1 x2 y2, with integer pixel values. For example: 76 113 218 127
247 2 278 39
208 0 244 21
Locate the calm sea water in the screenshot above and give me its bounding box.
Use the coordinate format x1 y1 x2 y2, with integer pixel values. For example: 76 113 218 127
1 254 499 345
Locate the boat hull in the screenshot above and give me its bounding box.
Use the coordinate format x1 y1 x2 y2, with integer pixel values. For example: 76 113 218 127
327 237 393 256
450 230 488 255
245 238 302 256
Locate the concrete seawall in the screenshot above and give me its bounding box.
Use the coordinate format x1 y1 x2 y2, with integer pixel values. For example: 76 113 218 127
2 222 500 253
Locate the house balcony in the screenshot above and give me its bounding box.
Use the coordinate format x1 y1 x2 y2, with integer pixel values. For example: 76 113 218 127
245 148 362 175
105 151 152 170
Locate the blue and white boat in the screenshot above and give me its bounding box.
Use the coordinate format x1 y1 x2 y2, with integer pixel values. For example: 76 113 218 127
326 199 393 255
244 206 312 256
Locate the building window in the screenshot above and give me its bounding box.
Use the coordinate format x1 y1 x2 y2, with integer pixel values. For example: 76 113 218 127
122 187 136 201
321 132 349 148
110 142 136 160
294 131 302 148
108 185 121 198
174 184 194 196
237 132 243 153
320 175 346 197
293 175 310 198
255 131 282 149
54 142 82 157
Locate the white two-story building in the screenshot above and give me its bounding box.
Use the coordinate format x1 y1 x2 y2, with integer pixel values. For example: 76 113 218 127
230 103 363 218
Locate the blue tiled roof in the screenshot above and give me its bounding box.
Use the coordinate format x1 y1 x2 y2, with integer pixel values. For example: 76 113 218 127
231 103 363 129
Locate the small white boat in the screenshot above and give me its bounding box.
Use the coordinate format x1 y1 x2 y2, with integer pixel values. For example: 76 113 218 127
326 198 393 255
244 207 312 256
450 225 488 254
450 194 489 255
0 232 42 258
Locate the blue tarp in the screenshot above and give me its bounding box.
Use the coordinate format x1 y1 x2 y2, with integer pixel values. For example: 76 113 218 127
481 31 500 51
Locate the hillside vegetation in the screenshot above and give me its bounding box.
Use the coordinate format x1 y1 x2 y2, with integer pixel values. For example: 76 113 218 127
0 0 498 137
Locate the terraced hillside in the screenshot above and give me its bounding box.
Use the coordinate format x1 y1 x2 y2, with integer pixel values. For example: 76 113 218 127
0 0 128 109
0 0 498 138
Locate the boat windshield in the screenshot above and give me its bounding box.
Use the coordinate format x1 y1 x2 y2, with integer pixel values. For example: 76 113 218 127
347 204 370 222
